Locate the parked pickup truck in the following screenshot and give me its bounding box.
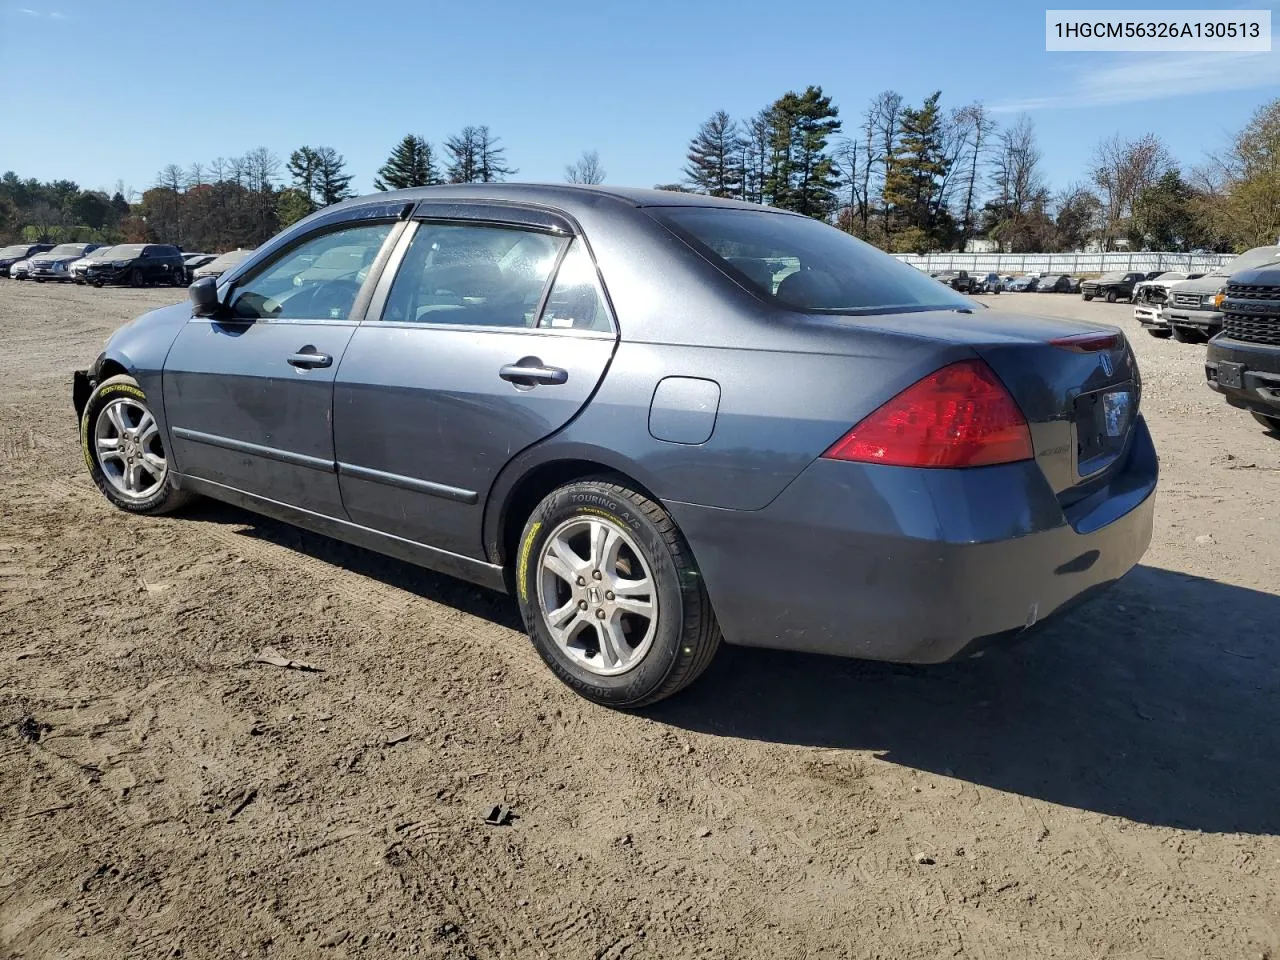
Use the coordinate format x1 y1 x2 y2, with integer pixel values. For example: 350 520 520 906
1163 245 1280 342
931 269 980 294
1081 271 1146 303
1205 259 1280 435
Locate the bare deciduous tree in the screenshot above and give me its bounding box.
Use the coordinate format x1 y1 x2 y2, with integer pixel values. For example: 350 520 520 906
565 150 606 185
1090 133 1174 250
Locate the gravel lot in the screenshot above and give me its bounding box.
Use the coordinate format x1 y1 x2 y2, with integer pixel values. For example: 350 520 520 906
2 283 1278 960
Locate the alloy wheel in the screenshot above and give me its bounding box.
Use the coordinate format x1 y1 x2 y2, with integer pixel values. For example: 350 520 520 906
94 397 167 500
535 516 658 676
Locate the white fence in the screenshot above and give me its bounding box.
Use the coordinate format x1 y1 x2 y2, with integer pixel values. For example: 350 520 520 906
894 251 1235 275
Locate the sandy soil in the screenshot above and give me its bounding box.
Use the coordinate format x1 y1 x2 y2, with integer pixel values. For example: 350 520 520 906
1 283 1278 960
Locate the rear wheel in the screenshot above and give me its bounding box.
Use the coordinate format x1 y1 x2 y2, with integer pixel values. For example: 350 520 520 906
81 374 192 515
516 478 721 708
1252 412 1280 434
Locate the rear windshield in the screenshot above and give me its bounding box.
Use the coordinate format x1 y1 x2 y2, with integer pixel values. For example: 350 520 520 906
650 207 973 315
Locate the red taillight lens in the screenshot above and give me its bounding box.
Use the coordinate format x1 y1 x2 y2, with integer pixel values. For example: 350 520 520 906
821 359 1033 468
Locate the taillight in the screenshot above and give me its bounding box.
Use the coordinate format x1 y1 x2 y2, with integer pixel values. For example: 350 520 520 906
821 359 1033 468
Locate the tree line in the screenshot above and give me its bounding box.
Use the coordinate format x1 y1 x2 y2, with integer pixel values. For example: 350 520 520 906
675 89 1280 254
2 98 1276 255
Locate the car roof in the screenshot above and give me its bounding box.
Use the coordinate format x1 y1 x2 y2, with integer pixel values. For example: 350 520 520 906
326 182 792 219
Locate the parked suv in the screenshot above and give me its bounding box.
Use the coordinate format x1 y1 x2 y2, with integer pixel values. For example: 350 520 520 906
1081 271 1146 302
84 244 187 287
28 243 102 282
1205 261 1280 435
0 242 55 277
1163 245 1280 342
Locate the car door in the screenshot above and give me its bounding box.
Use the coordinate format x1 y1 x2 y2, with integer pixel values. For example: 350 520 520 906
163 218 401 516
332 209 617 559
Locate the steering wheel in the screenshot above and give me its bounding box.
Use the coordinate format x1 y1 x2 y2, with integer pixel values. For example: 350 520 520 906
289 278 362 319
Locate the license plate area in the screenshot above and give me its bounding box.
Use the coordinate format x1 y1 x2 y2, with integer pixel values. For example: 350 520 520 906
1075 385 1134 476
1216 361 1244 389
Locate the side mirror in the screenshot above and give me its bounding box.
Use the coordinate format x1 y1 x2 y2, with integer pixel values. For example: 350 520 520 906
189 276 222 317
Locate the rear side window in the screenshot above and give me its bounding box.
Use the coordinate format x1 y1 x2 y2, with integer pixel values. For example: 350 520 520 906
380 223 566 327
651 207 973 315
537 239 613 332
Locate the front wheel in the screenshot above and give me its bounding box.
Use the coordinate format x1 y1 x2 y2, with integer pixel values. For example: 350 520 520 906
1171 326 1204 343
1146 327 1172 338
130 267 145 288
1082 294 1094 301
1105 290 1118 303
81 374 192 515
515 478 721 708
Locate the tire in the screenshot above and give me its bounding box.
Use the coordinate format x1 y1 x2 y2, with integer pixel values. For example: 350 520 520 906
1146 327 1172 338
1105 290 1118 303
515 478 721 708
81 374 192 515
1251 412 1280 434
1082 294 1094 301
130 267 145 288
1171 326 1203 344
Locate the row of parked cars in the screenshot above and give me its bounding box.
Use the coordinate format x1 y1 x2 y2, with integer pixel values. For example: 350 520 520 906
0 242 253 286
930 270 1086 295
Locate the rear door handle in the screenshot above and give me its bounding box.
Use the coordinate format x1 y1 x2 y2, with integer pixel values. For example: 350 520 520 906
287 350 333 369
499 360 568 386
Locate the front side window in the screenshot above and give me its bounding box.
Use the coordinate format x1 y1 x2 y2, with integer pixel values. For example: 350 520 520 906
381 222 566 327
651 207 974 315
537 239 613 332
231 222 392 321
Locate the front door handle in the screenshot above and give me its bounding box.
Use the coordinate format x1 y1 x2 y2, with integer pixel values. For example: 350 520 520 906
287 349 332 369
499 359 568 386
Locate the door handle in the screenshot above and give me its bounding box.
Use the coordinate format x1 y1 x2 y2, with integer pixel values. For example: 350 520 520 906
499 360 568 386
287 350 332 369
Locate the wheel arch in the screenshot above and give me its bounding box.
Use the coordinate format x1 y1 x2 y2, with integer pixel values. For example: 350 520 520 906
484 447 666 583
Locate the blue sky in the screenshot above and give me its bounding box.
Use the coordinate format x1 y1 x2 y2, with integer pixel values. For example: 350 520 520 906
2 0 1278 199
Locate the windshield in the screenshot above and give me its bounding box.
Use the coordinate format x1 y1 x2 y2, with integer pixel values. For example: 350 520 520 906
1154 272 1185 280
87 246 120 260
48 244 90 257
1099 272 1126 282
651 207 973 314
207 250 252 270
1216 246 1280 275
107 244 145 259
0 245 31 258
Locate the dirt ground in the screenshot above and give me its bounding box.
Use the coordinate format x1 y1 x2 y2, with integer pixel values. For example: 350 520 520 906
1 282 1278 960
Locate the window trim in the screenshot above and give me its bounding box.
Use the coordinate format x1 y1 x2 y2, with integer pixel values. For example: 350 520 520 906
221 218 407 326
363 218 616 338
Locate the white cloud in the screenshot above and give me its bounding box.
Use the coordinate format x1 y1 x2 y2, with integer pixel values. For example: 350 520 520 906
17 6 38 13
49 9 66 17
992 52 1280 112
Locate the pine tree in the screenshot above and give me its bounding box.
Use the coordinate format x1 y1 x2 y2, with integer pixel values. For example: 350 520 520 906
314 147 355 205
762 87 841 217
882 91 950 248
374 135 441 191
685 111 743 197
476 126 515 183
287 147 321 211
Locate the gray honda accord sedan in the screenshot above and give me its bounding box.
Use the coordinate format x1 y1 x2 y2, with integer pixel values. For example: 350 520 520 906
73 184 1156 706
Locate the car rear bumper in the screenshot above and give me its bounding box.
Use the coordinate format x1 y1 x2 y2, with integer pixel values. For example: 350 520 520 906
1162 306 1223 331
669 416 1157 663
1206 335 1280 417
